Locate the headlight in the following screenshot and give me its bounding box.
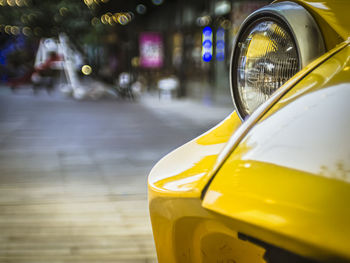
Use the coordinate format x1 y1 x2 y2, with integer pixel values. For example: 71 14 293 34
230 2 325 120
236 19 299 117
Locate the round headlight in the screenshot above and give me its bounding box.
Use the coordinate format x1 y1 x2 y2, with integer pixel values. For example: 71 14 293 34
236 19 299 117
230 2 325 120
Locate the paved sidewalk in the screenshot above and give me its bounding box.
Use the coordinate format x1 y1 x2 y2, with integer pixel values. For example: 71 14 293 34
0 86 233 263
140 94 233 130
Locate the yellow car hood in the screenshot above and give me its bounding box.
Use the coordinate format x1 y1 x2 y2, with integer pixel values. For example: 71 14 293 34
277 0 350 49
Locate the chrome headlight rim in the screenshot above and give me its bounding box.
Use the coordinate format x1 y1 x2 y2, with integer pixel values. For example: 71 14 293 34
230 1 326 120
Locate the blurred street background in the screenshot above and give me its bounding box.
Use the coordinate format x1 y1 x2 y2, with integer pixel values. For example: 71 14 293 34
0 0 268 262
0 86 231 262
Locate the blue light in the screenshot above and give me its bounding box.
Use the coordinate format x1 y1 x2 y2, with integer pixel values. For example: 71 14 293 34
152 0 163 5
203 52 212 62
216 28 225 38
202 40 212 48
203 26 212 36
216 53 225 61
216 40 225 49
216 27 225 61
202 26 213 62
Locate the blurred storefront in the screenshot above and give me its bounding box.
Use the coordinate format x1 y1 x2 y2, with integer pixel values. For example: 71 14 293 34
131 0 270 104
0 0 270 103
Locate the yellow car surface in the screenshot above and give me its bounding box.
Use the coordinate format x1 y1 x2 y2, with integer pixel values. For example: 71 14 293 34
148 0 350 262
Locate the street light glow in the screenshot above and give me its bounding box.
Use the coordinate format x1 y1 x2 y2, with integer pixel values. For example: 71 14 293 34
81 65 92 75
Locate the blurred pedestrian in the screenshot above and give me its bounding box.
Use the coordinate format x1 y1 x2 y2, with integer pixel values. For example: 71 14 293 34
32 51 62 94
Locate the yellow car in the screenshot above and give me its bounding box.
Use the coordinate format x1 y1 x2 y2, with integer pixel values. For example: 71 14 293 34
148 0 350 262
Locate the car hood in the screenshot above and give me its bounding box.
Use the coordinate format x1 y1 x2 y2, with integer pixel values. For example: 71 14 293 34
277 0 350 44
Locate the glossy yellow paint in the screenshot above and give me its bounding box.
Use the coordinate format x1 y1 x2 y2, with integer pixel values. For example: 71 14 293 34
203 44 350 261
275 0 350 50
149 1 350 261
148 111 240 199
148 112 244 262
149 197 268 263
202 40 349 194
149 43 350 263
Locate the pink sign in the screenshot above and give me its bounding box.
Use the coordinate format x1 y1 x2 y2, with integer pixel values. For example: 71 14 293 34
139 33 163 68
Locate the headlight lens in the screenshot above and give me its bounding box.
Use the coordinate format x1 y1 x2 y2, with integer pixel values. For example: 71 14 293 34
233 19 300 118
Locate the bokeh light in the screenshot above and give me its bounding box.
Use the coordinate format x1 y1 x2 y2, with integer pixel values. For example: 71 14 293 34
100 12 133 26
59 7 68 16
22 26 31 36
136 4 147 14
4 25 11 34
7 0 15 6
91 17 99 26
196 15 211 26
81 65 92 75
117 14 129 25
101 14 108 24
152 0 163 5
15 0 23 6
10 26 20 35
84 0 93 6
131 57 140 67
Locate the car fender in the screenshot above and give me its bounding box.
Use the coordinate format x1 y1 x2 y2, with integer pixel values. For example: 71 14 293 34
202 42 350 261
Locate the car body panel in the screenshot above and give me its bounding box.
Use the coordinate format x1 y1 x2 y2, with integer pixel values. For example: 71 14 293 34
149 42 350 263
203 44 350 261
149 196 270 263
206 40 349 193
275 0 350 50
148 111 241 199
148 1 350 262
148 112 247 262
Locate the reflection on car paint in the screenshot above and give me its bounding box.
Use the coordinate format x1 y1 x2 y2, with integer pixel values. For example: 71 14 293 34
203 45 350 261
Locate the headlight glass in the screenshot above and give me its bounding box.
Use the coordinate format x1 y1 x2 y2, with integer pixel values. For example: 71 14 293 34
235 19 300 117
